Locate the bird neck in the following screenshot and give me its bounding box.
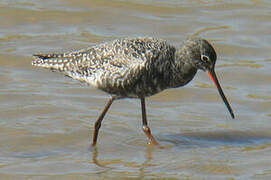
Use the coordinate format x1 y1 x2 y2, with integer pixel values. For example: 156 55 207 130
169 47 198 88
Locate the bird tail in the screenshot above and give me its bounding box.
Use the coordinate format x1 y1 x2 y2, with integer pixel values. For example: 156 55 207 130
32 53 74 71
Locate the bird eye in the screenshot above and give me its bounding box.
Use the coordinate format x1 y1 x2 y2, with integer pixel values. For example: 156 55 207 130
201 55 210 62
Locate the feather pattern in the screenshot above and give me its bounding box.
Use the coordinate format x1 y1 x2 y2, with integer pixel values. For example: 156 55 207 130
32 37 198 98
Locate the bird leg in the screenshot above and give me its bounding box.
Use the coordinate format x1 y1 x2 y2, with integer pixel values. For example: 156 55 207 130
92 96 115 146
140 98 158 145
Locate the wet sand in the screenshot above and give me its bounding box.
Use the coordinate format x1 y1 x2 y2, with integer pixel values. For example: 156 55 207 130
0 0 271 179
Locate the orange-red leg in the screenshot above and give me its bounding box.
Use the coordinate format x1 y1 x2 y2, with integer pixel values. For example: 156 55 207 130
92 96 115 146
140 98 158 145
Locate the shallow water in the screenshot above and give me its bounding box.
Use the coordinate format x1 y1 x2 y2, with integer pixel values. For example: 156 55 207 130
0 0 271 179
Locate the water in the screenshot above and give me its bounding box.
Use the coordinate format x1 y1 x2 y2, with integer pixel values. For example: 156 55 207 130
0 0 271 179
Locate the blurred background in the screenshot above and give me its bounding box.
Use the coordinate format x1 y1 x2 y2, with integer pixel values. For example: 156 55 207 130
0 0 271 179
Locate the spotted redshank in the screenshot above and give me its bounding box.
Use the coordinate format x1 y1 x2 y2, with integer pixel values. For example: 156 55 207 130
32 37 235 146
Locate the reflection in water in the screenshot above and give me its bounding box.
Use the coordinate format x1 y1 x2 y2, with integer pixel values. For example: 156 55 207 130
138 145 154 179
91 144 157 179
91 146 106 168
90 146 114 176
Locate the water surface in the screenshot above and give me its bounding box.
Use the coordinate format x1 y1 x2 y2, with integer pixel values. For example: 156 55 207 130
0 0 271 179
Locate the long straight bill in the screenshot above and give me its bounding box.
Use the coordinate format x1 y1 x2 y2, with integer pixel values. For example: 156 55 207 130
207 69 235 119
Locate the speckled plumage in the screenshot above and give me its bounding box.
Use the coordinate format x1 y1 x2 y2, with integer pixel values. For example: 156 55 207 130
32 37 208 98
32 36 234 146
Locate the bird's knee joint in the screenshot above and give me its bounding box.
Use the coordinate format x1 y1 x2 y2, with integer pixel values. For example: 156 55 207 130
94 122 101 130
142 125 150 133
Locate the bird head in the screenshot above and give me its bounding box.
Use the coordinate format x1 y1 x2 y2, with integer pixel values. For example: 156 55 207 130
182 37 235 119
